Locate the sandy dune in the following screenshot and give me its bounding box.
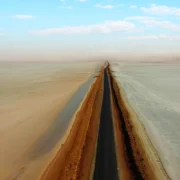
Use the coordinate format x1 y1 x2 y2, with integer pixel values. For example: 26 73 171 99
0 62 99 180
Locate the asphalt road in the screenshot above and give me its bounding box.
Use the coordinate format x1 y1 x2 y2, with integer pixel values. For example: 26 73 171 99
93 68 118 180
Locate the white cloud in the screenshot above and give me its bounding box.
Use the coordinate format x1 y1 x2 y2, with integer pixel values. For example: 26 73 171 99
12 15 35 19
121 35 167 40
125 16 160 21
121 35 180 40
173 36 180 40
95 4 123 9
60 0 65 2
141 4 180 16
130 5 137 9
30 20 136 35
95 4 115 9
141 19 180 31
126 16 180 31
59 6 73 9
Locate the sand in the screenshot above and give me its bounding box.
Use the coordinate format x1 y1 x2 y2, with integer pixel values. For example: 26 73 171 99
111 62 180 179
22 63 173 180
40 67 104 180
0 62 98 180
40 65 169 180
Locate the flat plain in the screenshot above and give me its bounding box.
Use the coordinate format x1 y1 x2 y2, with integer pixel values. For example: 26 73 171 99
1 60 180 180
111 61 180 179
0 61 99 180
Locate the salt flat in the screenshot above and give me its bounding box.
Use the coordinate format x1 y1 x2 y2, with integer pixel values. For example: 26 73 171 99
111 62 180 179
0 61 99 180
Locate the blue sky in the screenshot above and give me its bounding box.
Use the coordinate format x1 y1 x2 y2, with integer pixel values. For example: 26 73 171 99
0 0 180 60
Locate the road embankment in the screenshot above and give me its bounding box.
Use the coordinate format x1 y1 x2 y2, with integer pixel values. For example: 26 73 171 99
40 68 104 180
93 67 118 180
40 64 170 180
108 66 170 180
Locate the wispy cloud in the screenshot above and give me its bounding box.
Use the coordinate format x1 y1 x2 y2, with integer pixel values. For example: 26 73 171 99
78 0 87 2
30 20 137 35
130 5 137 9
141 4 180 16
121 35 180 40
125 16 160 21
121 35 167 40
144 20 180 31
169 36 180 40
12 15 35 19
126 16 180 31
59 6 73 9
95 4 123 9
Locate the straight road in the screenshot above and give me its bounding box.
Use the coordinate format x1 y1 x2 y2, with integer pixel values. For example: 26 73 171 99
93 68 118 180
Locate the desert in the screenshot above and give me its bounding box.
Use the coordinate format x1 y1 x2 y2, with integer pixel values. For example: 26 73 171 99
0 61 180 180
0 61 99 179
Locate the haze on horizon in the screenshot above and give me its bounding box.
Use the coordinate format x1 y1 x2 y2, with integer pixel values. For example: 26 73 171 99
0 0 180 61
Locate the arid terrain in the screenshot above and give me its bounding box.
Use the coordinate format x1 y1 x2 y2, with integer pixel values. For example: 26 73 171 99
0 61 100 179
111 61 180 179
0 61 179 180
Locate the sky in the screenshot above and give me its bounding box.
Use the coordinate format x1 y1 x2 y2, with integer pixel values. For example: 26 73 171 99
0 0 180 61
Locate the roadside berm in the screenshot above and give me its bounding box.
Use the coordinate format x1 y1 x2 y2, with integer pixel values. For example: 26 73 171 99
40 64 170 180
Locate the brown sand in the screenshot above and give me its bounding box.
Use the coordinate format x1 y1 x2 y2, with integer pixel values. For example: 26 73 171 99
0 64 97 180
77 71 104 180
40 69 104 180
0 62 171 179
37 64 170 180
